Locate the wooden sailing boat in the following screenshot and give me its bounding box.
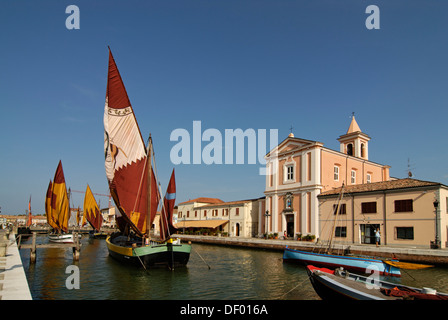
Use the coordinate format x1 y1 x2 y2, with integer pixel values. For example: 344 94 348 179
17 196 33 240
82 185 107 239
307 265 448 300
284 184 433 275
45 161 77 243
104 48 191 269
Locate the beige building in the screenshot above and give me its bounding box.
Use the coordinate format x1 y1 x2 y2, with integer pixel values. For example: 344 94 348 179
318 178 448 248
176 197 264 237
264 115 390 238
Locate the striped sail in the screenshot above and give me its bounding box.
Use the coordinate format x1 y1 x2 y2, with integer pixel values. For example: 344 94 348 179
104 48 159 236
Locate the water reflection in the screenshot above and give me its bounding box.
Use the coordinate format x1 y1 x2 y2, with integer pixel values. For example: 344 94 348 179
19 235 448 300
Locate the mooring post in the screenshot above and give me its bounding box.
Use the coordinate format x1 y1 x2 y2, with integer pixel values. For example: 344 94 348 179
73 232 80 261
30 232 36 264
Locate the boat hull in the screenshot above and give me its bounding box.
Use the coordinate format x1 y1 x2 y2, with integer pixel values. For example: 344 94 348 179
283 246 401 277
306 265 448 300
106 235 191 269
48 233 80 243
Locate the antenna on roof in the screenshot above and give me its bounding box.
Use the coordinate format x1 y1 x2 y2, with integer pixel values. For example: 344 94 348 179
406 158 416 178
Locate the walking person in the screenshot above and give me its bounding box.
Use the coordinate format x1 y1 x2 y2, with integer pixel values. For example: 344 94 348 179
375 228 381 247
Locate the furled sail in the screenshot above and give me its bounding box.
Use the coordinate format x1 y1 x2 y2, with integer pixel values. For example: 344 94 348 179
104 48 159 236
160 169 178 241
45 161 70 232
82 184 103 232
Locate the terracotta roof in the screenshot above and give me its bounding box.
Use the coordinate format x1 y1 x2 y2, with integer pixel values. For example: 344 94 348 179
178 197 224 205
346 115 362 134
319 178 441 197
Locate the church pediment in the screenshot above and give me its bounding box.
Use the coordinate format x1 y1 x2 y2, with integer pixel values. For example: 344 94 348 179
277 137 317 154
266 136 321 158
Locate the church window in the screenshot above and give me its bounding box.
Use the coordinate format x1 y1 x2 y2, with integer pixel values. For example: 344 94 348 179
334 166 339 181
286 165 294 181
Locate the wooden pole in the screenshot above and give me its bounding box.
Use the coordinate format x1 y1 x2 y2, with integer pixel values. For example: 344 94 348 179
30 232 36 263
73 232 80 261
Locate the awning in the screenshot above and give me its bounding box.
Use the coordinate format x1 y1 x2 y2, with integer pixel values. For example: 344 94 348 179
174 220 228 229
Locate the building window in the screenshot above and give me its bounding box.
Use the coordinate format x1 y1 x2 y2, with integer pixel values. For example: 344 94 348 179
236 208 240 216
334 166 339 181
367 173 372 183
394 199 413 213
361 143 365 158
335 226 347 238
351 170 356 184
179 211 182 218
396 227 414 240
187 211 190 218
195 210 197 217
285 164 294 181
361 202 377 214
333 203 346 215
204 210 207 217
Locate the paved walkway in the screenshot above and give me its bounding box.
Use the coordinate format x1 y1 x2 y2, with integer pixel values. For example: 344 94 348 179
0 231 32 300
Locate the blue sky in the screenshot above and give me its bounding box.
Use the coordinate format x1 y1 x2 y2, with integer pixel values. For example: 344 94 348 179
1 0 447 215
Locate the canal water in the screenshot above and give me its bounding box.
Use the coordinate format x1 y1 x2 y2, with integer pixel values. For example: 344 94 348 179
19 234 448 300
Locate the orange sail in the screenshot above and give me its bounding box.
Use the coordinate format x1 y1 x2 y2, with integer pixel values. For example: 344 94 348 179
82 185 103 232
45 161 70 232
104 48 159 236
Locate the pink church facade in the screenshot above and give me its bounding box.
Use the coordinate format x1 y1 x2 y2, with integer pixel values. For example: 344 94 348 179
263 116 390 238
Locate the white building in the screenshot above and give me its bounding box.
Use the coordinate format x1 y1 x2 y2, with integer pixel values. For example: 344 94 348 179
176 197 264 237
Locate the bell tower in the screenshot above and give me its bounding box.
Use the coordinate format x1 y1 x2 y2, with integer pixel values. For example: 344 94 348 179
338 113 370 160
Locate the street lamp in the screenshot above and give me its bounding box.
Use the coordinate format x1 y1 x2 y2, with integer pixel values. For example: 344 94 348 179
433 199 440 249
264 210 271 236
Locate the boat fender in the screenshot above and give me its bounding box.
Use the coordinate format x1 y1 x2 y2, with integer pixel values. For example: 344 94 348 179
422 288 437 295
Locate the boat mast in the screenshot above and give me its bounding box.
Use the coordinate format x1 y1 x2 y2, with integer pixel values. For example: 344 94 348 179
145 134 153 242
326 183 345 254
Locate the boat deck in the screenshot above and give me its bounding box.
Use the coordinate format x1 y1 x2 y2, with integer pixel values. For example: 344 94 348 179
317 271 397 300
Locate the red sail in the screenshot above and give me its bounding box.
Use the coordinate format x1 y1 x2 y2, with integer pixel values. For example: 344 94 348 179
160 169 178 241
26 196 32 227
104 48 159 236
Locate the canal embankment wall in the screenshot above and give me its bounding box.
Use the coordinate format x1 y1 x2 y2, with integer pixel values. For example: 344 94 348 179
0 230 32 300
176 234 448 266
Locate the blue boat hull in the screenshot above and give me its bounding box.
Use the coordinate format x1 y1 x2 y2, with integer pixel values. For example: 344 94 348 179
283 246 401 277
